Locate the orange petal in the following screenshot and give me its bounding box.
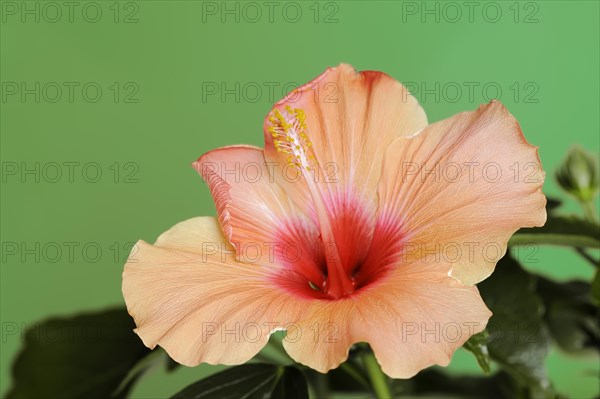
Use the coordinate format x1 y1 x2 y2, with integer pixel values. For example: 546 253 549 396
282 259 491 377
364 260 491 378
122 217 308 366
377 101 546 285
194 145 316 266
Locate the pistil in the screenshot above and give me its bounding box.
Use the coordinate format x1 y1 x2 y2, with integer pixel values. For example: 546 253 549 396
268 106 355 298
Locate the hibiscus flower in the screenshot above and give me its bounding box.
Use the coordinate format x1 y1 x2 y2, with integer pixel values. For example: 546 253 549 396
122 64 546 379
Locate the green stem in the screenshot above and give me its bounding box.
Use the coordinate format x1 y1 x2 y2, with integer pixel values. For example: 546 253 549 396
310 372 329 399
508 233 599 248
575 200 600 268
269 339 289 358
582 200 598 222
262 337 293 365
575 247 600 267
340 362 370 390
254 351 285 365
361 348 392 399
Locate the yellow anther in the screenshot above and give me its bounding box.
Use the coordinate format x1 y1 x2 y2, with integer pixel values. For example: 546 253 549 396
267 106 315 170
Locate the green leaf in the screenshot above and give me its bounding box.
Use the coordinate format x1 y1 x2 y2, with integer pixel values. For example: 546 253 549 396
463 330 492 375
509 214 600 248
166 353 181 372
114 348 168 396
478 256 554 397
169 364 308 399
6 308 151 399
397 369 569 399
396 370 522 399
536 277 600 353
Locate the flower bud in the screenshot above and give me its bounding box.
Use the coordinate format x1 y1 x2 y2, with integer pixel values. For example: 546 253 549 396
556 146 599 202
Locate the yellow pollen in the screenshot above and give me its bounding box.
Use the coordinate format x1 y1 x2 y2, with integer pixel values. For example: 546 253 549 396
268 106 316 169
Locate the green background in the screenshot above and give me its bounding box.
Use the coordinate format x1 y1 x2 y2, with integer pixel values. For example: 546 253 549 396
1 0 598 397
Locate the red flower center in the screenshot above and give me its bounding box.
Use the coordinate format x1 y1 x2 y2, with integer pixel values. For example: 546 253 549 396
271 195 404 300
